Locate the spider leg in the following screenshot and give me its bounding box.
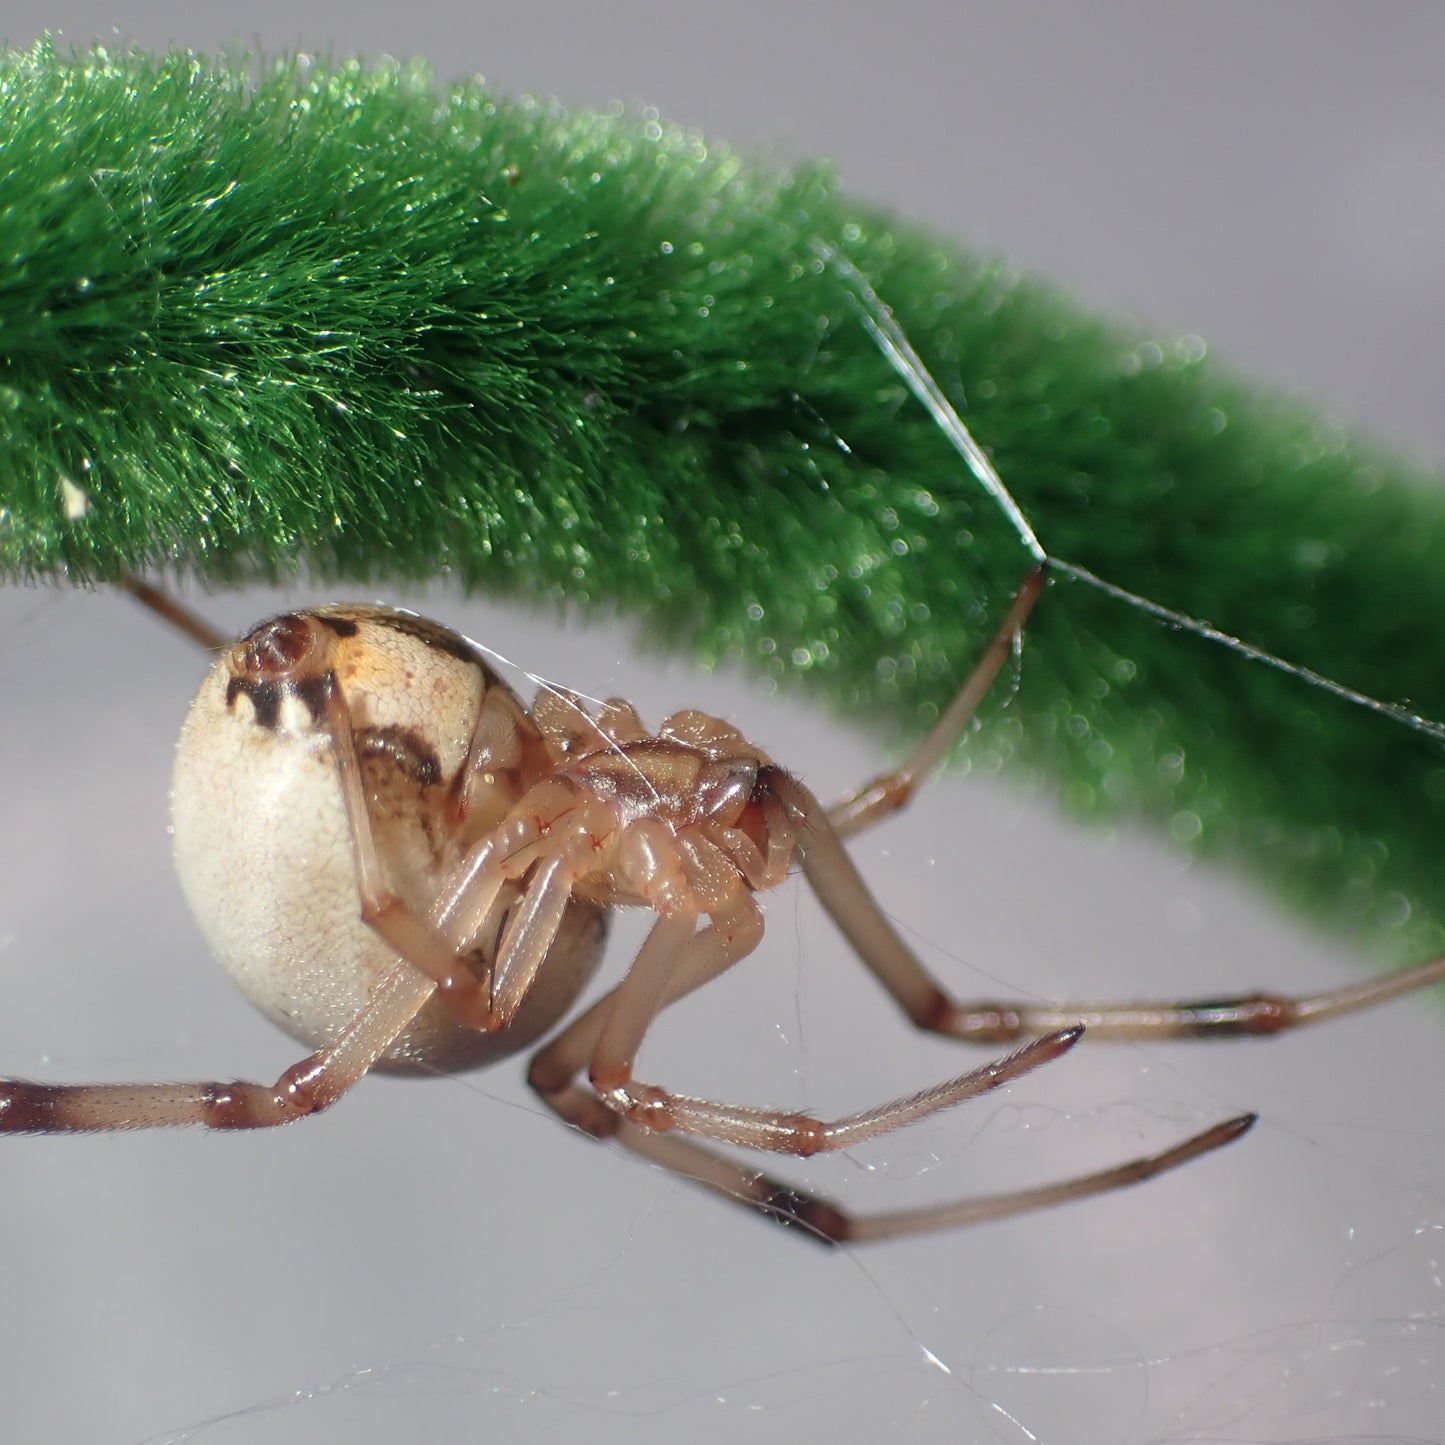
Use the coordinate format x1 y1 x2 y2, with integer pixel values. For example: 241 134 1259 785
0 959 437 1131
449 683 537 827
801 744 1445 1044
528 893 764 1134
827 563 1046 841
326 685 607 1032
529 891 1253 1243
324 678 493 1014
895 954 1445 1044
593 1015 1085 1156
528 893 753 1124
617 1108 1255 1246
534 852 1084 1155
815 564 1445 1035
118 573 231 651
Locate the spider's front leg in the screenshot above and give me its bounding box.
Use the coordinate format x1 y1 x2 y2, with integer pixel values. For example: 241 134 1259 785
817 565 1445 1044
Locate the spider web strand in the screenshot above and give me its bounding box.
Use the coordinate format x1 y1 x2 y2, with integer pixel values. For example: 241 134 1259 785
814 236 1445 747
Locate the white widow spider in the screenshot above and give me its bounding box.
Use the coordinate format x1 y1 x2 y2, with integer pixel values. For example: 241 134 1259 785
3 566 1442 1246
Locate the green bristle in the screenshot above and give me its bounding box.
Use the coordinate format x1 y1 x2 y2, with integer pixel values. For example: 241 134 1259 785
2 41 1443 961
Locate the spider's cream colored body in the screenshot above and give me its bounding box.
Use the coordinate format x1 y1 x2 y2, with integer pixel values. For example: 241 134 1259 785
171 608 605 1072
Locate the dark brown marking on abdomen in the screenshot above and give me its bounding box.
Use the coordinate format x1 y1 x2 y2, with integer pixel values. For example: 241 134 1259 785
225 673 332 730
357 725 443 787
376 612 487 666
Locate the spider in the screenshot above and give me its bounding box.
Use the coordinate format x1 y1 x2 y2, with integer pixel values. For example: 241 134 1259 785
3 567 1442 1246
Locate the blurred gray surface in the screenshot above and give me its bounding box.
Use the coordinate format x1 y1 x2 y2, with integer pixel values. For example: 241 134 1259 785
2 6 1444 1443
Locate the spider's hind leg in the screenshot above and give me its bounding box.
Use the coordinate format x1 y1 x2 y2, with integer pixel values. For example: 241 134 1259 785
0 959 437 1131
118 573 232 651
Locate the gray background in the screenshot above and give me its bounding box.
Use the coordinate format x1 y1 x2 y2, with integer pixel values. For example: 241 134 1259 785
2 5 1444 1443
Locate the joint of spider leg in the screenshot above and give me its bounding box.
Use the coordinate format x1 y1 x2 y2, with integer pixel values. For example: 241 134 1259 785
780 1114 831 1157
358 887 404 932
754 1178 849 1247
753 764 797 816
526 1050 571 1100
199 1083 284 1130
0 1082 58 1132
1173 993 1296 1038
925 995 1031 1043
617 819 691 907
567 1093 624 1141
277 1056 328 1115
439 969 505 1034
595 1079 677 1132
201 1057 337 1130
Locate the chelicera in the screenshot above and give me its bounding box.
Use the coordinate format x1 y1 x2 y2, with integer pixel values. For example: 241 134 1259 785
3 567 1441 1245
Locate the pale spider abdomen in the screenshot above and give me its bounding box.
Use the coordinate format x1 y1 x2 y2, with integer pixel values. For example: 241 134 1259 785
171 607 606 1073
